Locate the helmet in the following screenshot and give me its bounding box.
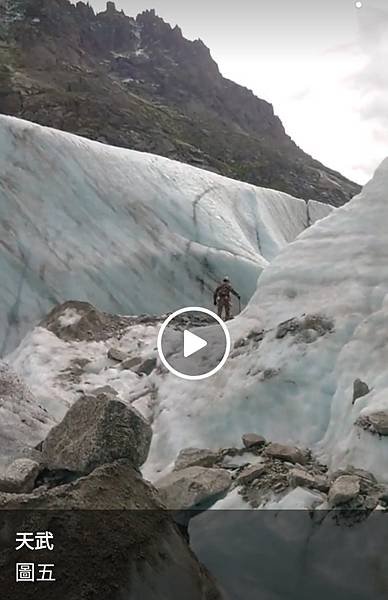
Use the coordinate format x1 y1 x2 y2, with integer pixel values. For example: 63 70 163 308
223 276 230 282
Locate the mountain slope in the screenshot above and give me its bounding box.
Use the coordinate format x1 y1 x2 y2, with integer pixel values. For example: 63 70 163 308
0 115 331 354
0 0 360 205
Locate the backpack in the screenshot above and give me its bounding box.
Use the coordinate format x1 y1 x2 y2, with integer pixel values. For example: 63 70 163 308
218 283 232 299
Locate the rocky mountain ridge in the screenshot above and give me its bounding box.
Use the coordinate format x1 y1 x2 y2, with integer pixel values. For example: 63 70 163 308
1 0 360 205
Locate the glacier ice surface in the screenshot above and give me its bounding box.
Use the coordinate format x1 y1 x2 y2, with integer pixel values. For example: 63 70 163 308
0 115 330 354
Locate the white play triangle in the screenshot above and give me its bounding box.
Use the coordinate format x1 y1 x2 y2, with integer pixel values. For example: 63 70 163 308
183 330 207 358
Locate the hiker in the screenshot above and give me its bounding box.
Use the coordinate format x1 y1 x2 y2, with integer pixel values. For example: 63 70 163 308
213 277 240 321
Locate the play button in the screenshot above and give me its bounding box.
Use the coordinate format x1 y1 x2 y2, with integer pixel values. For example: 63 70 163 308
157 307 231 380
184 330 207 358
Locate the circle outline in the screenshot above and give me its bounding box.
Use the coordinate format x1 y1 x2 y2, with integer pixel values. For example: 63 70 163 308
157 306 231 381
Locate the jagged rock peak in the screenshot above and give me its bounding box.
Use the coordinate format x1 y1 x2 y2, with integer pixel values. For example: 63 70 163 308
102 0 125 15
136 9 183 39
75 1 94 18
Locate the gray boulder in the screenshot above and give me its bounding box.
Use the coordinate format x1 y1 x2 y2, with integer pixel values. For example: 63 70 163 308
288 468 329 492
0 458 40 493
288 468 315 489
331 466 377 484
42 395 152 473
328 475 360 506
135 358 157 376
364 411 388 435
156 466 232 509
237 463 266 485
107 347 128 362
265 442 308 465
121 356 142 371
174 448 220 471
241 433 266 449
41 301 134 343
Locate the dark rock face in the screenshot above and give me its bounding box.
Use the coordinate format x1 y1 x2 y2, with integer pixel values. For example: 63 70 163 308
352 378 370 404
2 0 360 205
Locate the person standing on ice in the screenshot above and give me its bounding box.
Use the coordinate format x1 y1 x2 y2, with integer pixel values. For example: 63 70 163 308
213 277 240 321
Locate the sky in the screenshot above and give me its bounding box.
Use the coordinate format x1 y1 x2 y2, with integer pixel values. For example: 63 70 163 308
87 0 388 184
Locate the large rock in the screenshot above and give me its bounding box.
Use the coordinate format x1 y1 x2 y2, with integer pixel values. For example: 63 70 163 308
288 468 315 489
174 448 220 471
265 443 308 465
328 475 360 507
156 466 232 510
41 300 134 342
0 458 40 493
42 395 152 473
331 466 377 484
107 347 128 362
241 433 266 449
237 463 266 486
121 356 142 371
288 468 329 492
360 411 388 435
135 357 157 376
0 461 222 600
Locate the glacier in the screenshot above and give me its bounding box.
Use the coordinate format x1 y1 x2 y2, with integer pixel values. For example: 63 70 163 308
4 115 388 492
0 115 331 355
1 97 387 600
140 156 388 482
